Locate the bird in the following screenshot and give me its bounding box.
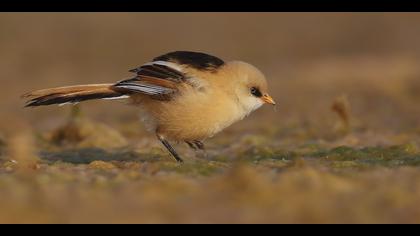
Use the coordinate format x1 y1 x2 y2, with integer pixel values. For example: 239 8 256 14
22 51 275 163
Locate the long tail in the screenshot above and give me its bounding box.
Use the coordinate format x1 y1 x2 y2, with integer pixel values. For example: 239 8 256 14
22 84 130 107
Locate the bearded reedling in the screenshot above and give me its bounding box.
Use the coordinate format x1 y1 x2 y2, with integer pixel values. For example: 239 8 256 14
23 51 276 163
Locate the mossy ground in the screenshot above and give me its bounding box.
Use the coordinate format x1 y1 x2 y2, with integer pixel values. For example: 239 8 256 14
1 116 420 223
2 13 420 223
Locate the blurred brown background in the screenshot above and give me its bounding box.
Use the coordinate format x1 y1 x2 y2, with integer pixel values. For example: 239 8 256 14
1 13 420 143
2 12 420 224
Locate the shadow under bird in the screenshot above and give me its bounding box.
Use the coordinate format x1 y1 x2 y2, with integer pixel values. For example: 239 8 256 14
22 51 276 163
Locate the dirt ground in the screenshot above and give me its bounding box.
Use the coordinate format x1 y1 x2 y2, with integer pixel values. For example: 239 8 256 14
1 13 420 223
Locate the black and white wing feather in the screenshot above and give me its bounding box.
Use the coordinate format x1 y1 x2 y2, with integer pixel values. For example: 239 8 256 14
114 60 186 97
114 51 225 99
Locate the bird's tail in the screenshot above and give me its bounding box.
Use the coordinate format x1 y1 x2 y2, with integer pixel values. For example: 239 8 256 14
22 84 130 107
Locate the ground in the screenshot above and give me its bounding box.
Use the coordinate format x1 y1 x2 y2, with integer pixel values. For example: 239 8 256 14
1 13 420 223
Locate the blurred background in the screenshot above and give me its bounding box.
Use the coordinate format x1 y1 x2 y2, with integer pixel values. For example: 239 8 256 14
2 13 420 137
1 13 420 223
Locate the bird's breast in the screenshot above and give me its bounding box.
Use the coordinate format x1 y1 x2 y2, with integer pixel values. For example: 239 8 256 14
137 88 246 141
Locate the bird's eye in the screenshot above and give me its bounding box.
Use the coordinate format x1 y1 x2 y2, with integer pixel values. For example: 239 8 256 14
250 87 262 97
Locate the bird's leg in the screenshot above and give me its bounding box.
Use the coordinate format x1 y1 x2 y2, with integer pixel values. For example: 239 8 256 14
192 140 209 159
156 134 184 163
193 141 205 150
185 140 205 151
185 141 197 150
180 139 208 160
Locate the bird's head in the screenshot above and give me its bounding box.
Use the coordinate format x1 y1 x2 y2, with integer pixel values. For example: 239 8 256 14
224 61 275 114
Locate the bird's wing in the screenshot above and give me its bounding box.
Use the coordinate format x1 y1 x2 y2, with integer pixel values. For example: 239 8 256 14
113 61 188 99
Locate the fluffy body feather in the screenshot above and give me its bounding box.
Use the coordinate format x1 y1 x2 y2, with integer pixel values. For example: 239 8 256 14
130 61 267 141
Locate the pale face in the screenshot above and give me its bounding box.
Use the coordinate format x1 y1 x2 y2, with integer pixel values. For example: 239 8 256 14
237 88 265 116
232 62 274 116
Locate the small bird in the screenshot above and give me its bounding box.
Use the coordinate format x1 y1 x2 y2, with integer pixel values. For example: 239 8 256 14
22 51 275 163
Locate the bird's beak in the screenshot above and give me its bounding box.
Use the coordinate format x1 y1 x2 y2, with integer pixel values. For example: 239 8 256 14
262 94 276 105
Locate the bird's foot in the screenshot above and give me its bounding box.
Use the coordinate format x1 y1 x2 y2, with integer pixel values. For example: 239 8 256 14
186 140 208 159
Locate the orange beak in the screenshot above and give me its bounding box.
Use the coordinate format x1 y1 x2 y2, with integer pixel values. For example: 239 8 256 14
262 94 276 105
